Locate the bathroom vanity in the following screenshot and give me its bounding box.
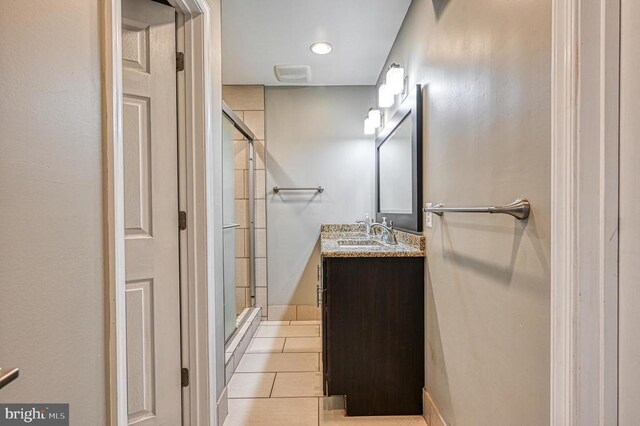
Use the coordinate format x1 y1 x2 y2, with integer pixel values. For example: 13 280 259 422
320 224 425 416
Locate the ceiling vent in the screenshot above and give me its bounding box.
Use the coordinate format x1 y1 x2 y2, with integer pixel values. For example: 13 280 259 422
273 65 312 83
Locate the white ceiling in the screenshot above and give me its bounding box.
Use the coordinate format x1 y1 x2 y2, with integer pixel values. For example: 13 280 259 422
222 0 411 86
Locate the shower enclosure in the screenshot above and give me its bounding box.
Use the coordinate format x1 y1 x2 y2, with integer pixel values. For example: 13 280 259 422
222 102 256 342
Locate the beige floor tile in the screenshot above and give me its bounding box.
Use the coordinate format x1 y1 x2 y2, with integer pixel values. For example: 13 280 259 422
271 372 323 397
283 337 322 353
247 337 285 353
261 320 290 325
225 397 318 426
290 320 321 325
227 373 275 398
236 353 319 373
320 407 427 425
255 325 319 338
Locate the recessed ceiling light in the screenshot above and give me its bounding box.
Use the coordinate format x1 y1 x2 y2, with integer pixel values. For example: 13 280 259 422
310 42 333 55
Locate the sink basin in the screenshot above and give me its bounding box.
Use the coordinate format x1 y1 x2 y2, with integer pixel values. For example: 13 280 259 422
337 239 383 248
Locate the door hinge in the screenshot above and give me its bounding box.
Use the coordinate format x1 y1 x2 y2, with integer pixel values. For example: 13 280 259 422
179 211 187 231
176 52 185 72
181 368 189 387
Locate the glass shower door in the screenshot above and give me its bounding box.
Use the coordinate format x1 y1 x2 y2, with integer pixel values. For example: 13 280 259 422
222 115 237 342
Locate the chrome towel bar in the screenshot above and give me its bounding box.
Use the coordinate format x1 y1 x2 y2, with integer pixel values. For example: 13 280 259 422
423 198 530 220
273 186 324 194
0 367 19 390
222 223 241 229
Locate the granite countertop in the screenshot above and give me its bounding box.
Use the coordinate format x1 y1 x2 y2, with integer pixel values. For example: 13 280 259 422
320 224 426 258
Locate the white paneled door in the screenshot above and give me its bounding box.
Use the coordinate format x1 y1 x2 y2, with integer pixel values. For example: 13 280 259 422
122 0 182 424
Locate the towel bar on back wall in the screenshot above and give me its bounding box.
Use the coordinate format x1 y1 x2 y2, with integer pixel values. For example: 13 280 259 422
0 367 19 390
423 198 530 220
273 186 324 194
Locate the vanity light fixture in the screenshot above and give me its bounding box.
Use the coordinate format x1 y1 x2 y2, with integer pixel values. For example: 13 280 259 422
378 83 394 108
371 63 406 133
368 108 382 128
386 63 405 95
364 116 376 135
364 108 382 135
310 41 333 55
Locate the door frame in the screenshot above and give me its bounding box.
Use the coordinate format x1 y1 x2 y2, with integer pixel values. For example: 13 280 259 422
551 0 620 424
101 0 223 425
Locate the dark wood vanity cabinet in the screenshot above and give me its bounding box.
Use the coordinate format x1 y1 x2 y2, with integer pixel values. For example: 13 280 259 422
321 256 424 416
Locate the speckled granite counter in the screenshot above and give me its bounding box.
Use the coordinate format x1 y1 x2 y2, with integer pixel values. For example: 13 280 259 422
321 224 425 258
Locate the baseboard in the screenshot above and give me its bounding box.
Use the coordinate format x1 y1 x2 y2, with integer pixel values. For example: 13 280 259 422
267 304 321 321
423 388 447 426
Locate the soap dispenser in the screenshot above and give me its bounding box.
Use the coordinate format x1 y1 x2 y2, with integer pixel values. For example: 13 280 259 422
356 213 374 236
381 216 390 243
364 213 372 236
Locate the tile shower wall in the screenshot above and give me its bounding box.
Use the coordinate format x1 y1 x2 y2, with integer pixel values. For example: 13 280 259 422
223 85 268 318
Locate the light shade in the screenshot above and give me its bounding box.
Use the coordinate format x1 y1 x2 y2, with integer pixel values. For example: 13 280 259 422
378 83 394 108
368 109 382 128
386 64 405 95
310 42 333 55
364 117 376 135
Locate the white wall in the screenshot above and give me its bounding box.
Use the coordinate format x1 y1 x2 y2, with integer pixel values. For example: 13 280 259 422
619 0 640 421
0 0 106 422
380 1 551 424
265 86 376 306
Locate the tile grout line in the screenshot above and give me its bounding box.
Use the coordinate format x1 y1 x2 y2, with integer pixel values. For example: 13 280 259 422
269 372 277 398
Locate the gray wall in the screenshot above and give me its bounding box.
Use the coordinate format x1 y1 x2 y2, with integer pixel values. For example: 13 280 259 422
265 86 376 306
380 1 551 424
0 0 107 422
0 0 226 420
619 0 640 421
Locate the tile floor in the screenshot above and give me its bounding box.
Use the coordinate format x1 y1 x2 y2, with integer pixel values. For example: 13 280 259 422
223 320 427 426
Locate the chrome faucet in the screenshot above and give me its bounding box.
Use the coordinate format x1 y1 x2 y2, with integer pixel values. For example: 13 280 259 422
370 221 398 245
356 215 374 236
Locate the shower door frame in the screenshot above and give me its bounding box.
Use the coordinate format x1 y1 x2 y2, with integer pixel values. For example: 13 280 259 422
223 101 257 315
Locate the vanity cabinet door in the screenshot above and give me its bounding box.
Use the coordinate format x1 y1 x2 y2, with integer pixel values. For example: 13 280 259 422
324 256 424 416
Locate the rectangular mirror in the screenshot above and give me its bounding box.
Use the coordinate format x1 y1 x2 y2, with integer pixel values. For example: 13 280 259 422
375 85 422 232
379 115 413 213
